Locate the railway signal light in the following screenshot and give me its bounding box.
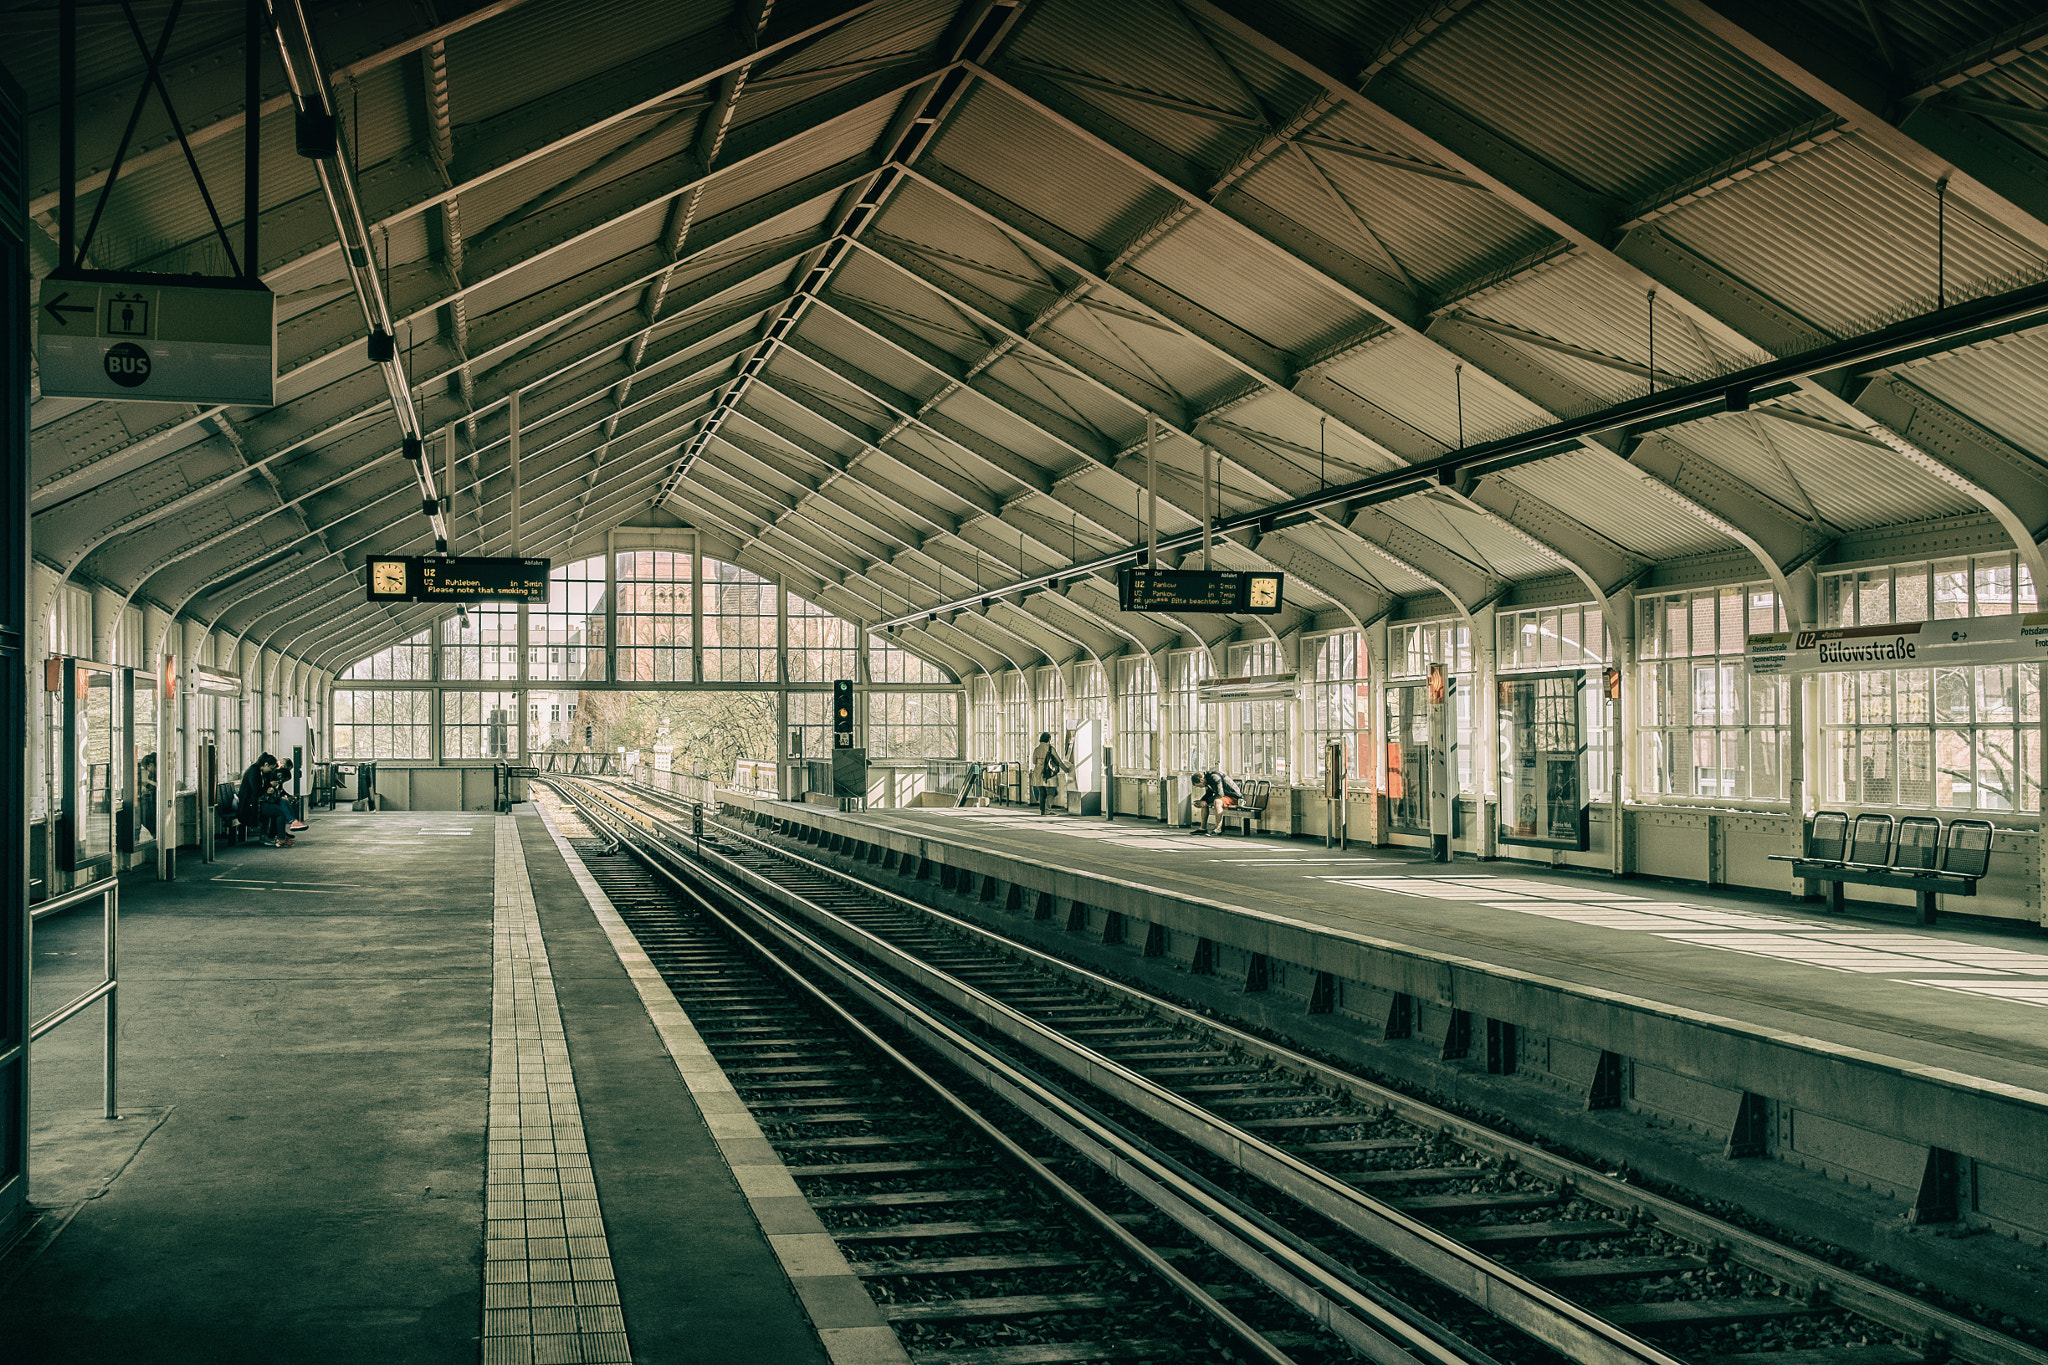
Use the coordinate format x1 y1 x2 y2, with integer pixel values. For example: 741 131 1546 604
833 679 854 747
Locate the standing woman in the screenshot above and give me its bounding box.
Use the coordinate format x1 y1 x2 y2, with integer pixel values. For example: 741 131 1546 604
1029 731 1066 817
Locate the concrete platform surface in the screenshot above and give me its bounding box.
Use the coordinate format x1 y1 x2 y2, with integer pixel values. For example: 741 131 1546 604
1 808 831 1365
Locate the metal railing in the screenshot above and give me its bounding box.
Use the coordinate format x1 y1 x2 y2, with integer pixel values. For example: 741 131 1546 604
30 877 120 1119
635 768 716 807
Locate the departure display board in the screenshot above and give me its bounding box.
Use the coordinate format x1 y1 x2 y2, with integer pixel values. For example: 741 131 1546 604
365 556 552 604
1117 568 1284 615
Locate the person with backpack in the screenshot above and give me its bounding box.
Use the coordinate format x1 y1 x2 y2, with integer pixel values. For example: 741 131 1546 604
1188 768 1242 835
1029 731 1066 816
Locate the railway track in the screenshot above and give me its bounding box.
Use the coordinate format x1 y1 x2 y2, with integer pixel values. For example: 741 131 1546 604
545 778 2048 1365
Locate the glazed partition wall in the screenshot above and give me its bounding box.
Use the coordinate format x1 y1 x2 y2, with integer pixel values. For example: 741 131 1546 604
328 549 964 790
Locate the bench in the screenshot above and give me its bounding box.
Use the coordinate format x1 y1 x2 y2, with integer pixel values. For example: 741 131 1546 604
1770 811 1993 925
1216 779 1273 836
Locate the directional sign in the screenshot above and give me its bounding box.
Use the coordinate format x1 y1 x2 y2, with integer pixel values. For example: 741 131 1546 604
38 276 274 406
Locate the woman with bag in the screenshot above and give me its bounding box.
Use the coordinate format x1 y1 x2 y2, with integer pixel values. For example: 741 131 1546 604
1029 732 1066 816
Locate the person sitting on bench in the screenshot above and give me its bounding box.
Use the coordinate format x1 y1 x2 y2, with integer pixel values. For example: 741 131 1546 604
1188 769 1241 835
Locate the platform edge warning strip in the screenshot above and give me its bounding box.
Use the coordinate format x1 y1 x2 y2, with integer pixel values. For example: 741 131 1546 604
484 815 634 1365
533 801 910 1365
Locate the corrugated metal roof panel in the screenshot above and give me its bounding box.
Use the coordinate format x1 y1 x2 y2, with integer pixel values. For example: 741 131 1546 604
1384 494 1565 581
695 95 900 221
1008 0 1265 118
454 104 695 236
773 0 960 78
446 0 730 127
1456 250 1768 387
1656 136 2048 339
1025 73 1265 175
928 81 1164 249
1223 142 1556 298
1678 407 1978 530
794 305 949 405
768 347 901 430
1282 521 1429 597
461 206 667 318
933 384 1094 477
830 251 994 363
1792 0 2042 72
741 383 878 457
1040 290 1246 409
1892 327 2048 456
1314 330 1552 450
981 354 1146 447
1498 448 1733 560
1127 206 1368 355
874 176 1069 318
1200 391 1407 482
1399 0 1823 202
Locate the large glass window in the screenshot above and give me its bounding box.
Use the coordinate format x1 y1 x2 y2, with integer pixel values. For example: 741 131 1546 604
1032 666 1065 747
333 689 431 759
341 629 432 681
1388 619 1474 792
1000 671 1030 765
871 636 948 684
1116 655 1158 771
871 692 959 760
1496 603 1613 802
1497 602 1606 672
1305 631 1371 787
787 593 856 682
703 560 775 682
616 551 691 683
790 691 831 765
443 691 519 759
1226 640 1288 780
1068 661 1107 736
440 605 517 680
1638 584 1786 802
531 557 605 683
1819 556 2040 812
970 675 1000 760
1167 650 1214 773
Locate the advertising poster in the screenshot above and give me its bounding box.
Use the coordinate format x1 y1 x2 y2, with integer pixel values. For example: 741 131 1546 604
1496 672 1587 851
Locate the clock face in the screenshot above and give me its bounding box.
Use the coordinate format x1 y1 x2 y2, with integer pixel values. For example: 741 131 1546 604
1247 576 1278 609
372 560 409 596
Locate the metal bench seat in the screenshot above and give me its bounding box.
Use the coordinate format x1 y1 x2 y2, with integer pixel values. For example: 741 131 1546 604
1775 810 1994 925
1216 779 1272 836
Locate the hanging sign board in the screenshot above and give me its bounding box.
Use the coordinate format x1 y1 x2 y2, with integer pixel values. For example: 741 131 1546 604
1118 568 1284 614
38 277 275 406
1747 613 2048 677
365 555 551 604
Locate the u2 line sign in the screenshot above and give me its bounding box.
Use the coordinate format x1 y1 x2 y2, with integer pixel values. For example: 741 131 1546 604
38 277 275 407
1747 614 2048 677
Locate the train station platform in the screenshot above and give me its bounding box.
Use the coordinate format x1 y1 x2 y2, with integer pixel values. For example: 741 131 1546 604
725 795 2048 1306
0 808 862 1365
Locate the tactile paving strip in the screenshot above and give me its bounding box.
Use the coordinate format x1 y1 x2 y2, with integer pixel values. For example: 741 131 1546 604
483 816 633 1365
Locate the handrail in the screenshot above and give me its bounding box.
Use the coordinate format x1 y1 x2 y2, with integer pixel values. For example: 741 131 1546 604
29 876 120 1119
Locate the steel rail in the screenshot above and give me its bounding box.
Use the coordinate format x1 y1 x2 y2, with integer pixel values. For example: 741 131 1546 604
551 777 1530 1365
601 788 1685 1365
539 776 1310 1364
685 788 2048 1365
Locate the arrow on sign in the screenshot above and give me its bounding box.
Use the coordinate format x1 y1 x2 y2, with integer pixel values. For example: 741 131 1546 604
43 291 93 327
